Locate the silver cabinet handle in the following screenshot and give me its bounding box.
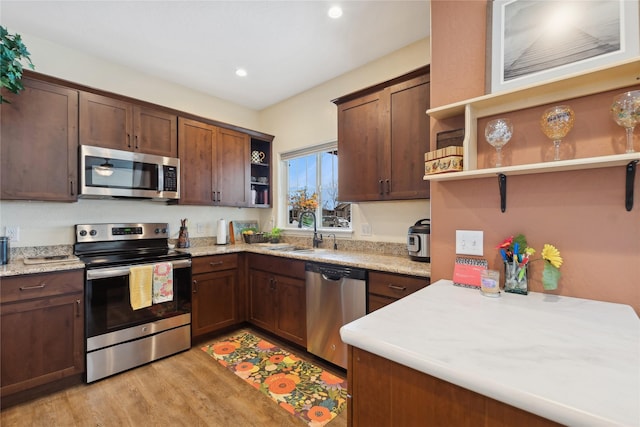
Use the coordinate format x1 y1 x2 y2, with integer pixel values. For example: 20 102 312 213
387 284 406 291
20 283 46 290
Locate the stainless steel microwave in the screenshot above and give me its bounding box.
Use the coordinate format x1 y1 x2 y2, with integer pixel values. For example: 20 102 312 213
79 145 180 200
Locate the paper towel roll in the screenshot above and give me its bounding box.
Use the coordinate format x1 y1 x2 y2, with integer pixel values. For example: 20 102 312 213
217 219 227 245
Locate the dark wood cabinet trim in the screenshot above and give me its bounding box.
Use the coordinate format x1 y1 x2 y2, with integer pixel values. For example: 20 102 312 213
22 70 274 142
331 65 430 106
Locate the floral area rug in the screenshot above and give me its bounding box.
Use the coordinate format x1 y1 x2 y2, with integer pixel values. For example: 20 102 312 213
202 332 348 426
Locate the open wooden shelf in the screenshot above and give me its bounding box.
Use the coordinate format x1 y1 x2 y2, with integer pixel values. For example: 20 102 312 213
423 153 640 181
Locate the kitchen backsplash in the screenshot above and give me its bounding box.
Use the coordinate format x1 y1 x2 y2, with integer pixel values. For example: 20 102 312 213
9 237 407 260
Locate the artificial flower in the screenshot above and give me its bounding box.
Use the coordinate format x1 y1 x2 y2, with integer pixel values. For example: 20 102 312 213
541 244 563 269
496 236 513 249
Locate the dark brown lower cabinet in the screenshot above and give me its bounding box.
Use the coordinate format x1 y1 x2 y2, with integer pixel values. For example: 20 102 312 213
0 271 84 397
367 271 429 313
248 254 306 347
348 347 562 427
191 254 242 338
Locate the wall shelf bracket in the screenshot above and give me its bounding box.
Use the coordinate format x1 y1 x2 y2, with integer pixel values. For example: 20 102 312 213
498 173 507 213
625 160 638 211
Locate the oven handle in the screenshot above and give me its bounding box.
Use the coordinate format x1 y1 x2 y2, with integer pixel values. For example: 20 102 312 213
86 259 191 280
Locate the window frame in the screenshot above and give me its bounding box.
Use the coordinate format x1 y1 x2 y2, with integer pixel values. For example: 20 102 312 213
279 141 352 236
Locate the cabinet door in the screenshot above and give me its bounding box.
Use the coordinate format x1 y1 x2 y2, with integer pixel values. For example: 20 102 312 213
337 91 387 202
178 118 216 205
134 106 177 157
274 274 306 347
387 74 430 199
191 270 239 337
215 127 250 207
1 78 78 201
367 272 429 313
80 92 133 151
1 292 84 397
248 269 276 332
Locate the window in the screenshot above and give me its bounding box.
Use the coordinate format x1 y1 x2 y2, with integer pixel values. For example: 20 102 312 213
281 142 351 230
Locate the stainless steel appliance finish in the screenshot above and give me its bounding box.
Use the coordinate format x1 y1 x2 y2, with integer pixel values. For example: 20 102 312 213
407 218 430 262
75 223 192 383
79 145 180 200
306 262 367 369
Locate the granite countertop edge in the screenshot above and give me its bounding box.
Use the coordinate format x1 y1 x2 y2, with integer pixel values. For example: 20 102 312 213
0 243 430 278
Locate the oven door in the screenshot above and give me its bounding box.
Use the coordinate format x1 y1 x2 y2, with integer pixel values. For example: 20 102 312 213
85 258 191 343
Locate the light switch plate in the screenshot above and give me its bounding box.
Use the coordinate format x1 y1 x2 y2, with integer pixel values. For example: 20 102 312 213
456 230 483 256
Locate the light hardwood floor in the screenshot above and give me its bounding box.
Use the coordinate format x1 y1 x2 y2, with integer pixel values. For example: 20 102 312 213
1 328 348 427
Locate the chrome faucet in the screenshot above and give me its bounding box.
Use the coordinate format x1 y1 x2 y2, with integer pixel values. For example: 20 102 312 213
298 211 323 248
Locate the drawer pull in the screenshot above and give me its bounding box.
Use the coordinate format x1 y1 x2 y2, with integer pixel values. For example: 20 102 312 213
387 284 406 292
20 283 46 291
209 261 224 267
192 279 198 293
76 299 81 317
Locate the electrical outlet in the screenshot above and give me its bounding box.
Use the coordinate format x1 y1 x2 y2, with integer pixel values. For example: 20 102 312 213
455 230 483 256
196 223 204 234
5 226 20 242
361 223 372 236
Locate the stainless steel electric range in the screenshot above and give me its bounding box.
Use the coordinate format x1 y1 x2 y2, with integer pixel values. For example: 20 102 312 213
74 223 192 383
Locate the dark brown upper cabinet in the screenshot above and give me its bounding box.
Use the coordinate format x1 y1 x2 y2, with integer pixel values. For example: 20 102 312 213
334 67 430 202
1 78 79 201
80 92 177 157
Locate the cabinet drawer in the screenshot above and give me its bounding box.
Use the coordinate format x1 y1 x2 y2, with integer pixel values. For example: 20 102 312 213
368 272 428 299
192 254 238 274
1 270 84 304
249 254 305 279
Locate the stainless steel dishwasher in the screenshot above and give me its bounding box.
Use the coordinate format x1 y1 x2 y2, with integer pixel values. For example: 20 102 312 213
306 262 367 369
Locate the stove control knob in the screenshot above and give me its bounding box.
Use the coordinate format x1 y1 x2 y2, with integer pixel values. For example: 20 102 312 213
155 228 160 234
79 230 87 237
89 229 97 236
161 228 167 234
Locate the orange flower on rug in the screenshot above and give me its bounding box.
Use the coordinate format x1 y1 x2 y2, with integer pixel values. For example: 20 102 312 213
202 332 347 426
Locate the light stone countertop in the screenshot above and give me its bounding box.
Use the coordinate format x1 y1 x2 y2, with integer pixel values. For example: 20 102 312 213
180 243 430 277
0 243 430 278
0 258 85 277
340 279 640 427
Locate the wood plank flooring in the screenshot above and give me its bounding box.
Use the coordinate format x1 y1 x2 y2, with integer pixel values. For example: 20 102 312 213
1 328 348 427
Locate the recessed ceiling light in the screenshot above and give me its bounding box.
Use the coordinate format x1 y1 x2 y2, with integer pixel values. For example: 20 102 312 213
235 68 247 77
328 6 342 19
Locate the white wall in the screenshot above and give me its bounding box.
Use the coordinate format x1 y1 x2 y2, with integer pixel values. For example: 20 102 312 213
259 38 431 243
0 33 431 247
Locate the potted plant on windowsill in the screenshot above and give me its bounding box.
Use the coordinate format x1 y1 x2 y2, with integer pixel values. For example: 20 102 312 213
1 26 35 104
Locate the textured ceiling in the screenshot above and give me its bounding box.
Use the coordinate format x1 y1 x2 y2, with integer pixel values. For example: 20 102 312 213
1 1 430 110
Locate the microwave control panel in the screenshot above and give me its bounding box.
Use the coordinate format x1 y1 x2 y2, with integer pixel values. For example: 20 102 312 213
163 165 178 192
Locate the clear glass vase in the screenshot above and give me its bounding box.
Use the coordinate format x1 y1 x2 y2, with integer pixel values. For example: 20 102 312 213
504 261 527 295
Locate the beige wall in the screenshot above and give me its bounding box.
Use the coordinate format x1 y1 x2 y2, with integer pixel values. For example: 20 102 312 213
260 38 431 242
430 1 640 313
0 29 431 247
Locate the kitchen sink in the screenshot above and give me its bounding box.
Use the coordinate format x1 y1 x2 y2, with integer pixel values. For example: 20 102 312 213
261 244 328 253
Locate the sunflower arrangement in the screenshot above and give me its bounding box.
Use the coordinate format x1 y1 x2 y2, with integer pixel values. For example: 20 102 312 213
289 188 318 211
497 234 563 290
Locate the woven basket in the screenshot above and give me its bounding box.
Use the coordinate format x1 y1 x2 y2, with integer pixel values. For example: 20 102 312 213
243 233 268 244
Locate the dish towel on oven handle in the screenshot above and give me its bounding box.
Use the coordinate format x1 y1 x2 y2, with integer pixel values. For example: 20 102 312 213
152 262 174 304
129 265 153 310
